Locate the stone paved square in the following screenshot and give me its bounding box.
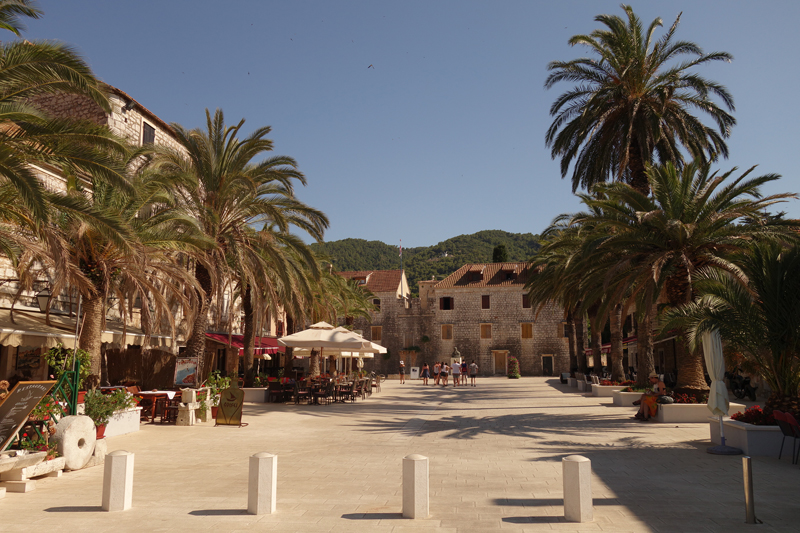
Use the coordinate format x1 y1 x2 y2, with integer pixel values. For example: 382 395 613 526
1 377 798 532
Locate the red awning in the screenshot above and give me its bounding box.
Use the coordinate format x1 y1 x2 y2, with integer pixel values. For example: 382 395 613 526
584 336 638 356
205 333 284 355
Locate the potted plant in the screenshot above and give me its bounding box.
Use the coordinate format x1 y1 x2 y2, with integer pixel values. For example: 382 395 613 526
205 371 231 418
44 344 92 403
507 356 521 379
83 389 138 438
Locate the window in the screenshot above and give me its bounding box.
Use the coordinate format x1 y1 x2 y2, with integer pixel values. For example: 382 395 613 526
480 324 492 339
522 294 531 309
521 323 533 339
470 272 483 282
142 122 155 145
481 295 490 309
371 326 382 342
439 297 454 310
373 298 381 311
562 322 569 338
441 324 453 340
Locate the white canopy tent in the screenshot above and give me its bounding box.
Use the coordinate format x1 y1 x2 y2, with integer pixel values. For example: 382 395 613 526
278 322 384 376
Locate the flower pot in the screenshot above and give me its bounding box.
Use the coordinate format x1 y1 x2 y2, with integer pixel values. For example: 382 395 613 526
211 406 219 418
77 390 87 404
95 424 106 439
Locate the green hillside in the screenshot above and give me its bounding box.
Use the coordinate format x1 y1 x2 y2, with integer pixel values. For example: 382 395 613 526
311 230 540 296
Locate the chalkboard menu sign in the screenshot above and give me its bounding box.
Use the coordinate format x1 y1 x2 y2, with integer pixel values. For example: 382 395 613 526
0 381 56 452
215 382 244 427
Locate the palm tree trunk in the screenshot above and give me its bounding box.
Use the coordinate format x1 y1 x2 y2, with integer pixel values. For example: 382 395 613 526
588 306 603 373
636 304 657 388
674 337 709 394
574 308 587 374
628 140 650 196
565 310 576 375
242 284 255 387
185 261 212 380
140 295 152 390
609 304 625 381
309 348 320 378
283 314 295 377
78 293 105 378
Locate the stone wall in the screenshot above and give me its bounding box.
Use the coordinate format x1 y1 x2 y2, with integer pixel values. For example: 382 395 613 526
354 283 569 377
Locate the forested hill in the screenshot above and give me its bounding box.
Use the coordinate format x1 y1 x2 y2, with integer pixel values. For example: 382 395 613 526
311 230 540 296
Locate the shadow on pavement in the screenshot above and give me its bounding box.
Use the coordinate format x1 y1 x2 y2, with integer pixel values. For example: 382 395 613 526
341 512 403 520
45 506 103 513
189 509 248 516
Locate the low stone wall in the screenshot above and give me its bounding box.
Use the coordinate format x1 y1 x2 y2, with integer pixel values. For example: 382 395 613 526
105 407 142 438
591 385 625 397
709 417 784 456
612 391 641 407
656 402 745 423
242 388 267 403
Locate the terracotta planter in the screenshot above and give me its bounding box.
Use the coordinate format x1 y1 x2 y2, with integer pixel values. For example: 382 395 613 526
77 390 87 404
211 406 219 419
96 424 106 439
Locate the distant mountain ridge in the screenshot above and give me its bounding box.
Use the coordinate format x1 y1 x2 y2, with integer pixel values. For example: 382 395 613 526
311 230 540 296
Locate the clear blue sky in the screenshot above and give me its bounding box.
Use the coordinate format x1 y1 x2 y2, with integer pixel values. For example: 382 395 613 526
24 1 800 247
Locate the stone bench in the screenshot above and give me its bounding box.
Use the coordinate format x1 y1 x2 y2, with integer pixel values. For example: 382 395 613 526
612 390 642 406
591 385 625 397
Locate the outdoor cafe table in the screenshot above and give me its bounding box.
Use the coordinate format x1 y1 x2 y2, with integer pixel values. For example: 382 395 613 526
134 390 178 422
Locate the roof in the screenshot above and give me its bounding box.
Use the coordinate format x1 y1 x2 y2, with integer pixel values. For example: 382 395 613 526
104 84 177 139
337 270 405 293
435 263 531 290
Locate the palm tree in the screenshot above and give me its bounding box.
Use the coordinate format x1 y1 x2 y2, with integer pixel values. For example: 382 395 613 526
545 4 735 194
0 0 128 222
663 242 800 413
150 109 328 380
18 169 203 377
581 161 798 391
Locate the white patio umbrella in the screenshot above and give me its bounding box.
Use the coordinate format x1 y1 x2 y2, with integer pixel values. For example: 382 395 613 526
703 329 742 455
277 322 378 351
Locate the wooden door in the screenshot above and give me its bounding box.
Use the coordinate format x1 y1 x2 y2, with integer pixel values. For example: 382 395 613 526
542 355 553 376
493 351 507 375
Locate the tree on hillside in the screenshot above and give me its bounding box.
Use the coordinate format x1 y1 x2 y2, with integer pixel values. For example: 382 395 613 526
492 243 509 263
545 4 735 195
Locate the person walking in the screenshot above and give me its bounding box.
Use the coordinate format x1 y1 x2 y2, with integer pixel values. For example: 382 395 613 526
399 360 405 384
421 362 430 385
441 363 449 387
451 360 461 387
461 360 468 385
469 360 478 387
433 362 441 386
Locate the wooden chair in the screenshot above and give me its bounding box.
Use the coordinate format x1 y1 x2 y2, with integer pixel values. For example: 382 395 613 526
294 381 311 405
157 397 180 424
267 381 285 403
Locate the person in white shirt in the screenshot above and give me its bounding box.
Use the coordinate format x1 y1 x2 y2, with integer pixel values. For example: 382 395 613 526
451 360 461 387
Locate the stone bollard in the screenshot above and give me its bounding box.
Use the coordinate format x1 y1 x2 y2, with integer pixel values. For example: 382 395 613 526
402 454 429 519
102 450 134 512
181 389 197 404
562 455 592 522
247 452 277 515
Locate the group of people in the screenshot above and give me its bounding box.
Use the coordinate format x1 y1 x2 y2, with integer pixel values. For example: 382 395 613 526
418 360 478 387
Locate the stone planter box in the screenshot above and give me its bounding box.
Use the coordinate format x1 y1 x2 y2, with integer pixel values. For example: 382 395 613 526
613 391 642 407
577 381 590 392
242 387 267 403
567 378 578 388
592 385 625 397
709 417 784 456
104 407 142 438
656 402 745 423
0 451 46 474
0 456 65 481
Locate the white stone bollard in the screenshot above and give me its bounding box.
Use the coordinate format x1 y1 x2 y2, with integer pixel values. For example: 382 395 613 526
247 452 277 515
562 455 592 522
102 450 134 512
402 454 429 519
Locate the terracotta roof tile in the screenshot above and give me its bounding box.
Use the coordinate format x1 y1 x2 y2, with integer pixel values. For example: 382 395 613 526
435 263 530 289
337 270 404 293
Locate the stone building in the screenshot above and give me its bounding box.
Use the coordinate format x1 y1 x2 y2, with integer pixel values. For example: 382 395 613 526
340 263 570 377
0 85 284 385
